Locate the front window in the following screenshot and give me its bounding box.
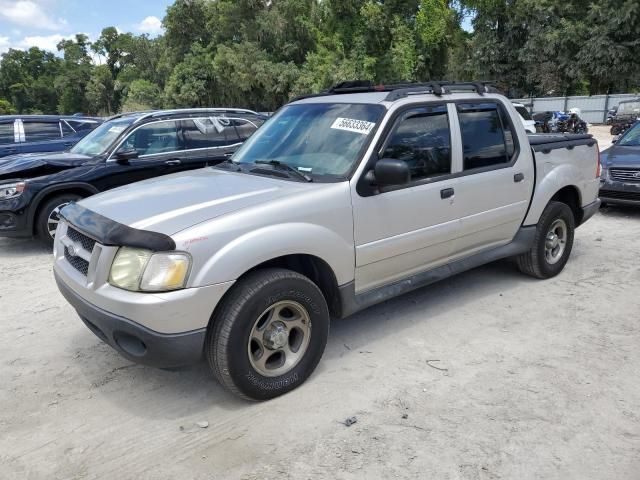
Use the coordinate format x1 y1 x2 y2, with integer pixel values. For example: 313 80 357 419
232 103 385 177
119 120 180 156
618 123 640 147
70 117 136 156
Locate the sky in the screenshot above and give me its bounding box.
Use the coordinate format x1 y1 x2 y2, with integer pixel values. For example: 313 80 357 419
0 0 174 56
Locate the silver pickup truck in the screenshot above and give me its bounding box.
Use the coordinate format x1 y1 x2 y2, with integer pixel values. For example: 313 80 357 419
53 82 600 400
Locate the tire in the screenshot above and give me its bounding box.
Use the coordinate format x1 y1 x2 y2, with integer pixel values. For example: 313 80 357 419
206 268 330 401
35 193 82 246
516 201 575 279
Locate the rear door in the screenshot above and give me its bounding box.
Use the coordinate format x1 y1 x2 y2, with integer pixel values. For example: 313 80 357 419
449 100 534 257
20 119 70 153
0 120 19 157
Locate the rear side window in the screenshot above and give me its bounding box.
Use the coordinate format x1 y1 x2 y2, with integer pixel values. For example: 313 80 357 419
381 104 451 182
181 117 241 149
458 102 517 171
23 121 61 142
515 106 532 121
61 122 75 136
231 119 258 141
0 122 14 144
68 120 97 132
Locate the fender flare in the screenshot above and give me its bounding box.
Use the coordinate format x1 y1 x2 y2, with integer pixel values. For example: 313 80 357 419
189 222 355 287
27 182 100 227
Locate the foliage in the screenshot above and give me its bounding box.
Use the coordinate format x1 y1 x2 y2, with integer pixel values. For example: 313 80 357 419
0 0 638 114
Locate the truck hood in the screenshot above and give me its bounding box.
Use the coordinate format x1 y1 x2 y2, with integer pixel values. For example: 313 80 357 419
0 151 94 181
601 145 640 168
78 168 311 236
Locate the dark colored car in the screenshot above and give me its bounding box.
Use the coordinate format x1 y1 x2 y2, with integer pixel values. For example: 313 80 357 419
600 121 640 206
0 115 102 158
609 99 640 135
0 108 266 244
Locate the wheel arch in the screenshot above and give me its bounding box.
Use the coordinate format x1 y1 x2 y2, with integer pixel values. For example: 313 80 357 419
29 182 99 233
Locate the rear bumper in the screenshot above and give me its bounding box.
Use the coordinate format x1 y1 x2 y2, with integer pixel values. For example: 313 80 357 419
55 270 206 368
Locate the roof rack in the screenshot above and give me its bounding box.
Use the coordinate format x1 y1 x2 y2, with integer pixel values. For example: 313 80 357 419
294 80 500 102
107 108 263 123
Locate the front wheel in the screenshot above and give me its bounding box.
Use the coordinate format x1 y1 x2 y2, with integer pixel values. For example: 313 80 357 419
206 268 330 401
516 201 575 279
35 193 82 246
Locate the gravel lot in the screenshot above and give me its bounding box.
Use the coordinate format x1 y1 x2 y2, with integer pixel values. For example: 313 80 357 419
2 126 639 480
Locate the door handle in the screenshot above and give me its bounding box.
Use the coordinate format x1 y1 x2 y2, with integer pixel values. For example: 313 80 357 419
440 188 454 199
165 159 182 166
223 152 234 157
514 173 525 182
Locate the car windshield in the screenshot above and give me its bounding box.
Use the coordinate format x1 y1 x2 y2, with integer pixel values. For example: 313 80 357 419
618 123 640 146
617 101 640 115
70 117 137 156
231 102 385 177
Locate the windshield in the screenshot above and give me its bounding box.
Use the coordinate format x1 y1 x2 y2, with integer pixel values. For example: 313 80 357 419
232 103 385 177
617 101 640 115
618 122 640 146
70 117 137 156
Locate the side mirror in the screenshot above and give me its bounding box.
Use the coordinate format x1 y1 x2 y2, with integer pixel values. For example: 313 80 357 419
372 158 410 186
115 147 139 163
611 136 619 144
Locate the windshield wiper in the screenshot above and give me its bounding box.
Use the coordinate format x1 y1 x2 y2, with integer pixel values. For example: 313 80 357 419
254 160 313 182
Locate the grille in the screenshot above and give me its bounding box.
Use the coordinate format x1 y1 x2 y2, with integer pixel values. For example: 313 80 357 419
64 246 90 276
600 190 640 202
67 226 96 252
610 168 640 183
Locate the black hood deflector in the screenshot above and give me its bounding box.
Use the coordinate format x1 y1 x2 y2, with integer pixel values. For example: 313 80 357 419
60 202 176 251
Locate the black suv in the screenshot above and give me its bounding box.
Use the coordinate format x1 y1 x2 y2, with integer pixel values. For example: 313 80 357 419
0 108 267 244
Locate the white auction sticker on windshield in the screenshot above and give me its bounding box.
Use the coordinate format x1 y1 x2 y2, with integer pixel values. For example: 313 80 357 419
330 117 375 135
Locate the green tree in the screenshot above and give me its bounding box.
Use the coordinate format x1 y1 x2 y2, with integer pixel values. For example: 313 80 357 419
121 79 163 111
55 34 93 113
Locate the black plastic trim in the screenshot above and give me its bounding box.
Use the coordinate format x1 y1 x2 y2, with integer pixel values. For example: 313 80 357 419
579 199 601 226
55 271 205 368
338 226 536 318
59 202 176 251
528 133 596 153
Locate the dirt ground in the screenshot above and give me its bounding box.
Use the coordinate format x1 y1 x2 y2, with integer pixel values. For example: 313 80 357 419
2 125 639 480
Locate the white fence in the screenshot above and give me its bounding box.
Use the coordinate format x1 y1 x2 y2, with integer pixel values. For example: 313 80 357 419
511 94 639 124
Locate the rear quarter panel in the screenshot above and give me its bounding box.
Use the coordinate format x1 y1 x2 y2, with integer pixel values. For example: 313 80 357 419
524 142 600 226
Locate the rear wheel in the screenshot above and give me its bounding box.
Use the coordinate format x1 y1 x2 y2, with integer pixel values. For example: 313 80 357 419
516 201 575 279
35 193 82 246
206 268 330 401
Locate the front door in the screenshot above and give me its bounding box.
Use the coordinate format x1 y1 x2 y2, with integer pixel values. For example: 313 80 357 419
97 120 184 191
351 104 461 293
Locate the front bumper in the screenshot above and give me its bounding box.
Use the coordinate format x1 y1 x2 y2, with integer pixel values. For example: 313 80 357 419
56 271 206 367
600 175 640 206
0 196 31 237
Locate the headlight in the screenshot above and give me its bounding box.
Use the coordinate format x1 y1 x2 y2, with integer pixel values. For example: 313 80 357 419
109 247 191 292
0 182 26 200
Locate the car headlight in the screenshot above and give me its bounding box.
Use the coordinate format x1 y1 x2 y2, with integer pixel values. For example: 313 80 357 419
0 182 26 200
109 247 191 292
